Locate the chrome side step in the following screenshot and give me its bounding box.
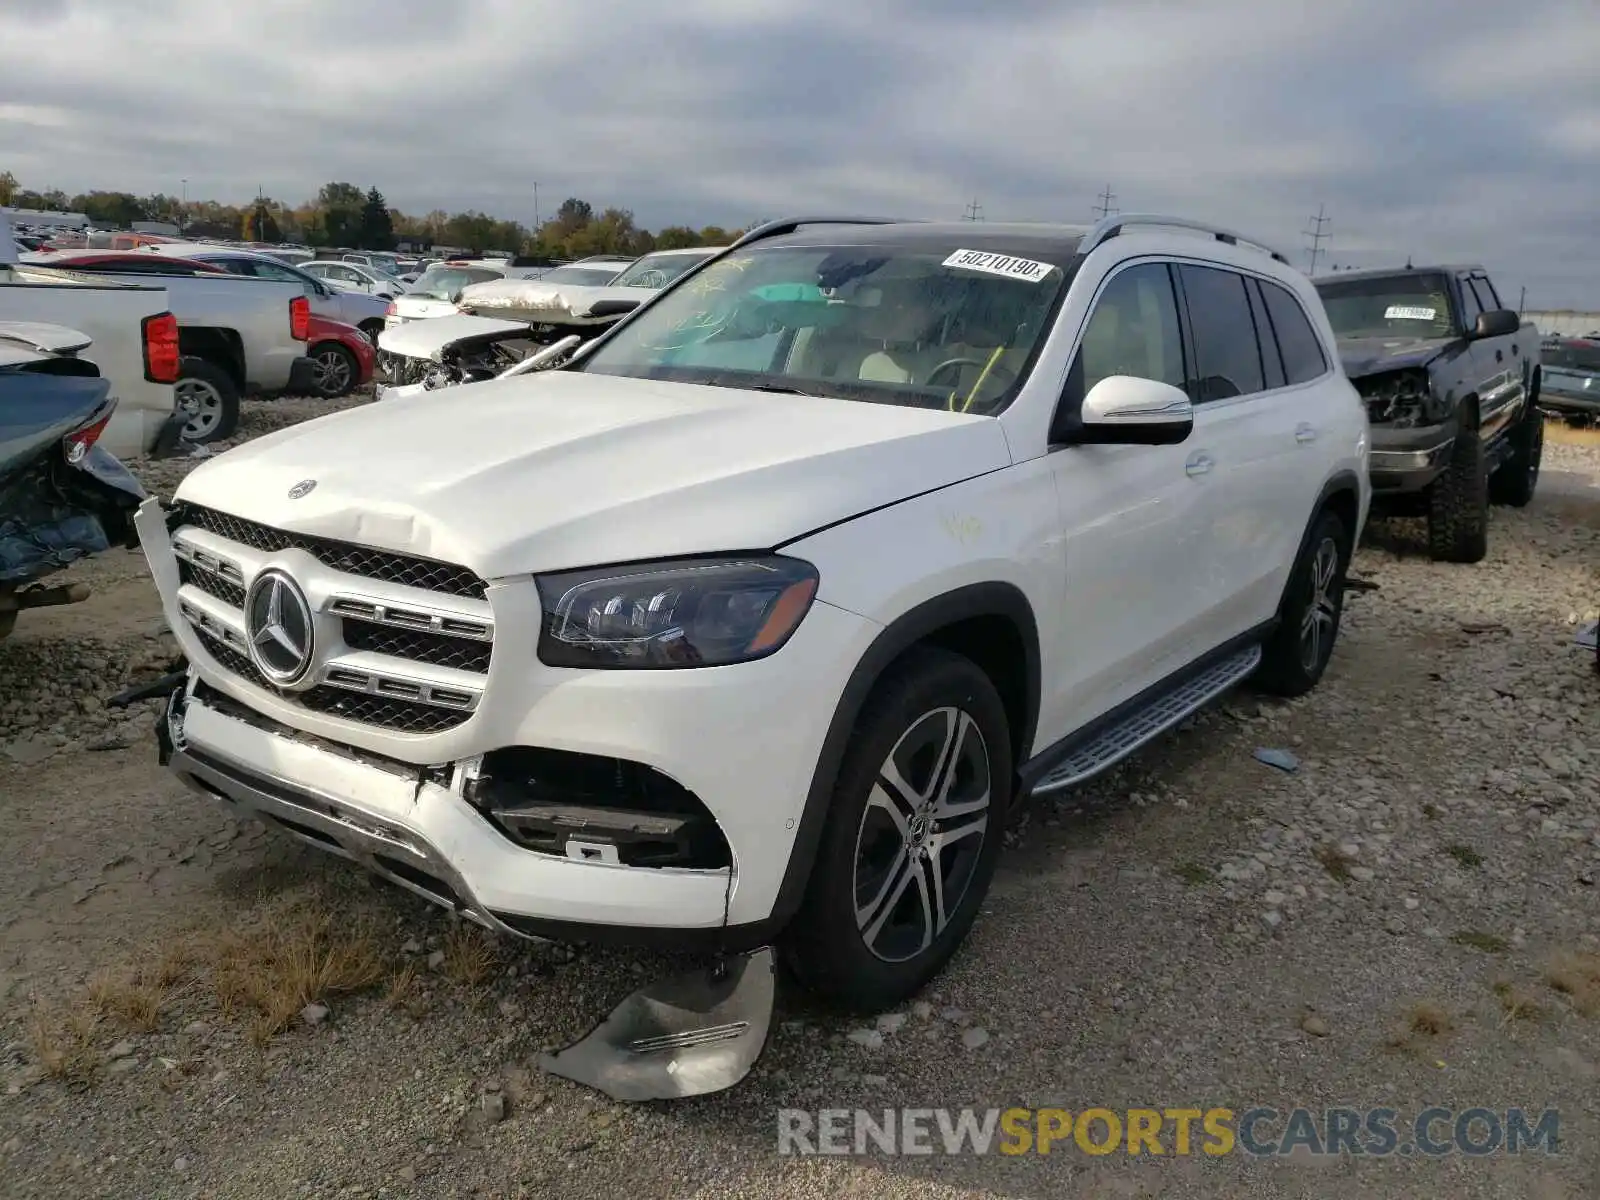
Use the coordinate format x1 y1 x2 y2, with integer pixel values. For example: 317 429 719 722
1032 644 1263 795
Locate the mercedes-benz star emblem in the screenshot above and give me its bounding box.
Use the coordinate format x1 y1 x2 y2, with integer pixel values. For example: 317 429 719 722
287 479 317 499
244 570 315 685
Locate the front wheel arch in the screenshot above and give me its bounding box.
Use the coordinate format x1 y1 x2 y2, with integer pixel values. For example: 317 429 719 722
769 582 1040 929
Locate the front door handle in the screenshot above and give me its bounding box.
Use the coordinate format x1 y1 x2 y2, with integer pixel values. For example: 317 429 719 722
1185 452 1214 478
1495 348 1504 363
1295 423 1318 445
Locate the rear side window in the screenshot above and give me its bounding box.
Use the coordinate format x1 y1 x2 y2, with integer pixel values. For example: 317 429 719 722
1177 265 1263 401
1245 279 1286 390
1258 279 1328 385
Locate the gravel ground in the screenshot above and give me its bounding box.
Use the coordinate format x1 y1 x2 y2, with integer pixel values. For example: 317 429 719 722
1 395 1598 1199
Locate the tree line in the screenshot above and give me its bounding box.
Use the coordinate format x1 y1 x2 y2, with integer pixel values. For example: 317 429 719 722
0 172 742 258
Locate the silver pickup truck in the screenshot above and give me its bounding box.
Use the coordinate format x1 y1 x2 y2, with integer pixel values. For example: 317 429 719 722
15 259 317 442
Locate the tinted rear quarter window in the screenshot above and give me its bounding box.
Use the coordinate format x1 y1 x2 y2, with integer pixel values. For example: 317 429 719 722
1178 264 1264 401
1259 280 1328 385
1245 279 1286 390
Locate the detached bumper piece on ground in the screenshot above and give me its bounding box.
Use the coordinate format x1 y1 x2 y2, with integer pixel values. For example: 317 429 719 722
540 948 776 1102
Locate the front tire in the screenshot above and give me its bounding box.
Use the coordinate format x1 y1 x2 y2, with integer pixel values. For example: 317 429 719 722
1427 418 1489 563
174 357 240 444
782 647 1011 1013
1254 508 1351 698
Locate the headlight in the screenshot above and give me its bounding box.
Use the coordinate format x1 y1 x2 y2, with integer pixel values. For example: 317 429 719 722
535 555 819 669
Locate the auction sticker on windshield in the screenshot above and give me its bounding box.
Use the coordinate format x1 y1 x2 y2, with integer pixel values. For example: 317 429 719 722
943 250 1055 283
1384 305 1438 320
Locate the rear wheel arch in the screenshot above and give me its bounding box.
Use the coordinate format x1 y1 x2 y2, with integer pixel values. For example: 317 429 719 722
176 326 245 388
768 582 1040 927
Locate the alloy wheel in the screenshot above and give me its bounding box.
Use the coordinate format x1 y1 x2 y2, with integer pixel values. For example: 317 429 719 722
852 706 991 963
313 347 353 396
1299 536 1341 672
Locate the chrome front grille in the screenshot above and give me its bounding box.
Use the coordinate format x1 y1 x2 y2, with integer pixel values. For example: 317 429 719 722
169 507 494 736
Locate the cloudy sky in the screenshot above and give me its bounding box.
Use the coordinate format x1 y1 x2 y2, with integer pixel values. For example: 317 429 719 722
3 0 1598 307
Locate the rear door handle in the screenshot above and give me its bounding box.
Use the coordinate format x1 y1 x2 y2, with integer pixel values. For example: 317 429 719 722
1295 423 1318 444
1495 348 1504 363
1185 452 1214 478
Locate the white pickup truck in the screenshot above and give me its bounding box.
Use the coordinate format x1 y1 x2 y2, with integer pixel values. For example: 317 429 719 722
16 251 318 443
0 210 181 460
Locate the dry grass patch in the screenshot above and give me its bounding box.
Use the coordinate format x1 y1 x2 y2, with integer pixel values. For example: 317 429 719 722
1384 1000 1455 1053
27 899 396 1079
1408 1001 1453 1036
85 971 165 1033
441 922 502 989
207 908 386 1043
29 1005 101 1086
1545 950 1600 1017
1492 979 1546 1024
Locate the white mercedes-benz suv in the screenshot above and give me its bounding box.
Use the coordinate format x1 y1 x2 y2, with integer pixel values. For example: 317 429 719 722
135 215 1369 1013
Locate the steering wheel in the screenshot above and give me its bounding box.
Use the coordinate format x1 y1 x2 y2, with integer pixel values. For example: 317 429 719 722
630 269 668 289
924 356 1019 408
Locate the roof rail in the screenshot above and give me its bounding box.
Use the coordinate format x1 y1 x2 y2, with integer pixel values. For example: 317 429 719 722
730 216 905 250
1079 213 1291 265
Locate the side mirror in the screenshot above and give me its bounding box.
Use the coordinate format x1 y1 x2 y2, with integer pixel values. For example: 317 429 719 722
1058 376 1194 447
587 298 640 319
1473 309 1519 339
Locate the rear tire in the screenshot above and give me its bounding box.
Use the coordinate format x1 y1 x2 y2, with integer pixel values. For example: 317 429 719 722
1254 508 1351 698
781 647 1011 1013
307 341 359 398
174 357 240 444
1488 398 1543 509
1426 416 1488 563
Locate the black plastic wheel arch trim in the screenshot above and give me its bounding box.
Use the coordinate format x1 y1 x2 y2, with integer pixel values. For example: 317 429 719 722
765 581 1041 929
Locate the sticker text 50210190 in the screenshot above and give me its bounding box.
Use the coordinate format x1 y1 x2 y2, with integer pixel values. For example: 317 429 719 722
943 249 1055 283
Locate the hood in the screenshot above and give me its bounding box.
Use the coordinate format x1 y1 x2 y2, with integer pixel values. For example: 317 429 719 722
457 277 638 324
377 313 533 361
0 321 94 360
173 370 1011 578
1336 335 1454 379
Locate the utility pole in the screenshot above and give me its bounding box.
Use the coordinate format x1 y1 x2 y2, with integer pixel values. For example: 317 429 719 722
1092 184 1118 220
1518 285 1526 313
1303 204 1331 276
532 181 539 233
962 198 984 221
180 179 187 232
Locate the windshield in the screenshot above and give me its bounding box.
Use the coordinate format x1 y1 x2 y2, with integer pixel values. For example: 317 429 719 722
539 264 628 287
409 265 502 299
576 241 1071 414
609 251 714 290
1315 274 1457 340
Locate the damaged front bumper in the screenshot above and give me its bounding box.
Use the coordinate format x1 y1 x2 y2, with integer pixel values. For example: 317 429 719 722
160 681 737 938
1367 417 1459 494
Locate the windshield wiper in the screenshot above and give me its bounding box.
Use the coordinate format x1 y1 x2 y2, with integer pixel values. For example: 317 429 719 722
703 376 820 397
